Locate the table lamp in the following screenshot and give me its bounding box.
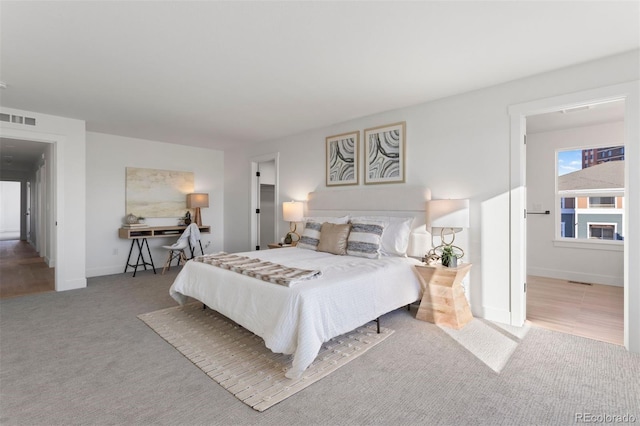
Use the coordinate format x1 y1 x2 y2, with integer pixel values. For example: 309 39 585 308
186 193 209 227
282 201 304 244
426 199 469 266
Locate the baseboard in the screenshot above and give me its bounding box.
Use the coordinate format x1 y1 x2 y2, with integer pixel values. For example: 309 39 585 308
57 277 87 291
86 264 165 277
44 255 55 267
476 305 511 325
528 266 623 287
86 265 130 278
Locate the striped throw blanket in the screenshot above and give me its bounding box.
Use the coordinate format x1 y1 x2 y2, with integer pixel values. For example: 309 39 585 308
193 252 322 287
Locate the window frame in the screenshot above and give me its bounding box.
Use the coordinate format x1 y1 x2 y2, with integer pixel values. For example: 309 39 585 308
588 196 616 208
587 222 617 240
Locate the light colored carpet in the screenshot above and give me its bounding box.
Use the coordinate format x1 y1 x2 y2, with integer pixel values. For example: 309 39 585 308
438 318 531 373
2 270 639 425
138 303 394 411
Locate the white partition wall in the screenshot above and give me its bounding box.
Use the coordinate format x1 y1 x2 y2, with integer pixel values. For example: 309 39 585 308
0 107 87 291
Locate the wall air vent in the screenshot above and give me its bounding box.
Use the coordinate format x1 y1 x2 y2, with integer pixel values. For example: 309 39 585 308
0 113 36 126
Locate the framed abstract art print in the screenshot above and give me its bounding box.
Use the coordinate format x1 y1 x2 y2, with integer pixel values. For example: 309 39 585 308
364 122 406 184
326 131 359 186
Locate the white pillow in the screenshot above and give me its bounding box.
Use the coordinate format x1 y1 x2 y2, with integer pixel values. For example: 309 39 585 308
297 221 322 251
351 216 414 257
347 220 385 259
303 215 350 229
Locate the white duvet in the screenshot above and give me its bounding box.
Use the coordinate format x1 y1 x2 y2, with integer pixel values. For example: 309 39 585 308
169 247 422 379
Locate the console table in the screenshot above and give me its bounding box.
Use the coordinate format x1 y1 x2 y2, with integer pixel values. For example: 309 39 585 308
118 225 211 277
413 263 473 329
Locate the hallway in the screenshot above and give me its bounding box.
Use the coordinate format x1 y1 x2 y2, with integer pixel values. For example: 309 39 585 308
0 240 54 299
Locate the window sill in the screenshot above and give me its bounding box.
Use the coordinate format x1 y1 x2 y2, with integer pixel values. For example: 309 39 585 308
553 239 623 252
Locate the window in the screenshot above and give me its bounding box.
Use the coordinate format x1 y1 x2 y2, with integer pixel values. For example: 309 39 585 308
557 146 624 242
561 197 575 209
589 196 615 208
589 224 615 240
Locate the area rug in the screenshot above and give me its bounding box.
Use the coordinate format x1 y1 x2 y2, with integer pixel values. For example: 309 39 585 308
138 303 394 411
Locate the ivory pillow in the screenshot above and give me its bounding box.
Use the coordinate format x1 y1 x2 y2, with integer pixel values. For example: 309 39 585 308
303 215 350 229
347 220 385 259
297 221 322 251
317 223 352 255
351 216 414 257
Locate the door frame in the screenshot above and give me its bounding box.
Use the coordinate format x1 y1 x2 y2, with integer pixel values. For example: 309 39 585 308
0 129 61 290
249 153 279 250
509 81 640 352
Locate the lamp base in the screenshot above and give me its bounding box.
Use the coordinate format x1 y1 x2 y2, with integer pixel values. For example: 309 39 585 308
193 208 202 227
287 222 301 244
284 231 300 244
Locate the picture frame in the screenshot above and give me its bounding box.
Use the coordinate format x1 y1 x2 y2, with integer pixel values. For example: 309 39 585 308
364 121 406 184
126 167 194 217
326 130 359 186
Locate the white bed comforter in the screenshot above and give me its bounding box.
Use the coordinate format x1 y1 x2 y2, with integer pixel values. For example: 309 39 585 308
169 247 422 379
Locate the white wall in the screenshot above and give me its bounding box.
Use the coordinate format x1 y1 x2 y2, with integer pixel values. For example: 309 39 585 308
527 122 625 286
224 50 640 324
0 181 21 233
0 151 41 243
0 107 87 291
85 132 224 277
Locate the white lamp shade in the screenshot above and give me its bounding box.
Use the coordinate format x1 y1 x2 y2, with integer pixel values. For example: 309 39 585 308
283 201 304 222
427 199 469 230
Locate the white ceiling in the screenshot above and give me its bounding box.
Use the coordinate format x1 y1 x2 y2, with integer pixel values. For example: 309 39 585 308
0 138 47 173
526 99 626 134
1 1 638 152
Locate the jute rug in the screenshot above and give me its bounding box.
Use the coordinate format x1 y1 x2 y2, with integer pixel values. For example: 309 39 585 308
138 303 394 411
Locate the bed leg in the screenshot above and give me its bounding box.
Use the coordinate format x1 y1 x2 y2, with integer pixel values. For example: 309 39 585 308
375 317 380 334
407 304 410 311
202 303 206 310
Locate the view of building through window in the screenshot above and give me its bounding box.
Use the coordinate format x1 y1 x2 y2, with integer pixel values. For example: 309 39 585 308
557 145 624 241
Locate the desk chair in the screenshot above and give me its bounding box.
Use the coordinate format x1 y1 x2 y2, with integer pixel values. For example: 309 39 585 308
161 223 202 274
161 239 189 274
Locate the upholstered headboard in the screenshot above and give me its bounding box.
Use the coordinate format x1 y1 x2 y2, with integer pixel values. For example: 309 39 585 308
305 186 431 257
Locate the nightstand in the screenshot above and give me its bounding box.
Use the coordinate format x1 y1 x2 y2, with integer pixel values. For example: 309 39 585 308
267 243 296 249
413 263 473 329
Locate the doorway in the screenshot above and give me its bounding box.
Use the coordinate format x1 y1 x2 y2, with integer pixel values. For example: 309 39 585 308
250 153 279 251
509 81 639 352
259 183 276 250
524 100 625 345
0 138 55 297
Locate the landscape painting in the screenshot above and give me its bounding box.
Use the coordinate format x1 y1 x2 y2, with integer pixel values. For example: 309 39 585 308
126 167 194 218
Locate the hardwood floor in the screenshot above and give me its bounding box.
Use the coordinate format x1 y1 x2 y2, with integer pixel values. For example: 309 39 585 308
0 240 55 299
526 275 623 345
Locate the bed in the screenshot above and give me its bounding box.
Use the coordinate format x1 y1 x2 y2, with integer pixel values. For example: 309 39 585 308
169 187 431 379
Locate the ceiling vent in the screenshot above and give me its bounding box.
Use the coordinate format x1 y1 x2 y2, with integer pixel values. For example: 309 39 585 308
0 113 36 126
560 105 591 114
